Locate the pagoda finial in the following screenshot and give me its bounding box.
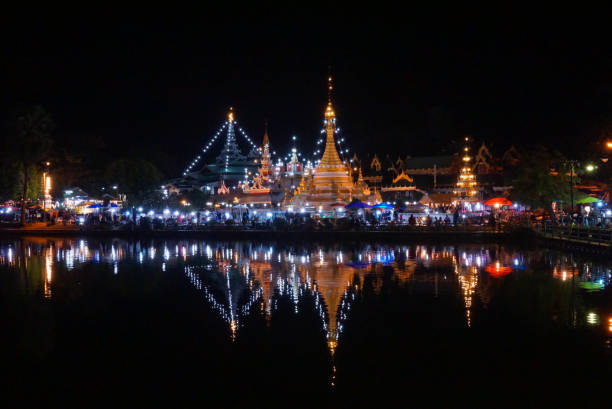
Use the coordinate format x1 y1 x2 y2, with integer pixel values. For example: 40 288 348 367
263 120 269 147
325 70 335 120
228 106 234 122
328 71 333 104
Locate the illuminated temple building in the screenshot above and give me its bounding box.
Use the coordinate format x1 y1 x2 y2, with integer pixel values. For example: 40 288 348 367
290 77 381 209
165 77 381 210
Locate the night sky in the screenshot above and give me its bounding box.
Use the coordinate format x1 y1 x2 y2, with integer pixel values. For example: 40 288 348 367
1 10 610 176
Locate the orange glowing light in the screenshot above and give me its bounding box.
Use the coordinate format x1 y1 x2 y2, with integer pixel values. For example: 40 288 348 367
552 266 579 281
485 262 513 278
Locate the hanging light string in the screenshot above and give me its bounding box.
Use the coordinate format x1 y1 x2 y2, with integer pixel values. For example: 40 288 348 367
183 122 228 176
335 126 353 163
312 122 352 166
235 121 258 151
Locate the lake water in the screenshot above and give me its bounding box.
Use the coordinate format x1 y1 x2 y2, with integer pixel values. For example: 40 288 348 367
1 237 610 408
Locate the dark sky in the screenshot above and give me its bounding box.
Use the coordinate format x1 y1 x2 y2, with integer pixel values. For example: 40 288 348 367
1 9 610 176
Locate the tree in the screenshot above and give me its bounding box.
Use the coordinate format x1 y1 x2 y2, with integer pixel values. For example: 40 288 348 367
0 161 19 201
104 159 163 205
7 106 54 224
510 147 573 211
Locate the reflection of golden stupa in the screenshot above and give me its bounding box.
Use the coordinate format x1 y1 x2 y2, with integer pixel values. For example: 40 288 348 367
292 76 381 209
454 257 479 328
303 254 364 353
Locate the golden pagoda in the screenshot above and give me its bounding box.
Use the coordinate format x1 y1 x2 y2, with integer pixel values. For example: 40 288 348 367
291 76 380 209
453 136 478 201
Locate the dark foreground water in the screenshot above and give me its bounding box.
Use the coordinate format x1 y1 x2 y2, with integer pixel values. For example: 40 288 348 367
0 237 610 408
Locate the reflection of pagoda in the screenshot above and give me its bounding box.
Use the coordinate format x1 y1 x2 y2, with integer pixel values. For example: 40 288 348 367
454 251 483 327
292 76 380 209
182 243 420 353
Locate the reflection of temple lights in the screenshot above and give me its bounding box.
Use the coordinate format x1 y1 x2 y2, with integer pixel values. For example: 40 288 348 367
7 240 612 355
553 266 579 281
485 262 512 278
586 312 599 325
44 247 53 299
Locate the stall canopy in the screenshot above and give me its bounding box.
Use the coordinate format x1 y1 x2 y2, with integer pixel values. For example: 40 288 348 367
484 197 513 207
373 202 395 209
577 196 601 204
345 201 371 209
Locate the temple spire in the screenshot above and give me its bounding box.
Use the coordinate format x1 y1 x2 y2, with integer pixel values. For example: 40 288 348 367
318 74 343 171
325 75 335 122
263 121 269 147
216 106 246 167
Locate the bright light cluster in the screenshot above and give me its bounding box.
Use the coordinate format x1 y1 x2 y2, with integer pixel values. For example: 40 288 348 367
454 137 478 197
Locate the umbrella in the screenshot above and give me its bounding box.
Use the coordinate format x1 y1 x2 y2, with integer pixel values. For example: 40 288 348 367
345 201 370 209
88 204 102 208
373 202 394 209
484 197 513 207
577 196 600 204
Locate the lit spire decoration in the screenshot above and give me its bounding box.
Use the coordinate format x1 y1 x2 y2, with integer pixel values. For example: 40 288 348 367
317 75 344 169
312 75 351 165
454 136 478 200
217 107 246 173
182 107 259 178
259 121 272 182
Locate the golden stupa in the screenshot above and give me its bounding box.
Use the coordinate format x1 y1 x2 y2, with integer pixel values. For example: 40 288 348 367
291 76 380 209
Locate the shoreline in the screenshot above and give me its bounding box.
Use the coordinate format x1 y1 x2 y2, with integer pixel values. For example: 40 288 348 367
0 226 531 243
2 226 611 256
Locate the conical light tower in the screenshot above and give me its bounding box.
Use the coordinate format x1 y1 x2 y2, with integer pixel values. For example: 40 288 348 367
454 136 478 201
216 107 246 173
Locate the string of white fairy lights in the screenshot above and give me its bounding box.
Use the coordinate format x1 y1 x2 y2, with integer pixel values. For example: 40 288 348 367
182 119 260 178
183 122 228 176
184 114 356 183
234 121 258 151
313 120 353 166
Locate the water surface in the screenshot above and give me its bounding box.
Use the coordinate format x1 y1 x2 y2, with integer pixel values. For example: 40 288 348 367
1 237 610 408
